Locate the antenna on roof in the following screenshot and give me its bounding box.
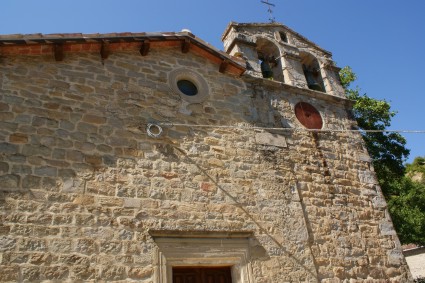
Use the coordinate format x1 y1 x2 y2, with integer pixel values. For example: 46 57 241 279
261 0 276 23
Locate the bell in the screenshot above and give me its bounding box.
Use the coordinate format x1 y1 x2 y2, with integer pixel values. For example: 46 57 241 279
303 66 323 91
261 60 273 79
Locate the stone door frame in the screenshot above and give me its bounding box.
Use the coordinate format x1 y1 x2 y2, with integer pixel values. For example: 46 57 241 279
149 230 255 283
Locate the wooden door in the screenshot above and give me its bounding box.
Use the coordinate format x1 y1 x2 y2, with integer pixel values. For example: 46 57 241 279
172 267 232 283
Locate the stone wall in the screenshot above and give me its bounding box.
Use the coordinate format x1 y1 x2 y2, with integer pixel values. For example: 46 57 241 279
0 43 411 282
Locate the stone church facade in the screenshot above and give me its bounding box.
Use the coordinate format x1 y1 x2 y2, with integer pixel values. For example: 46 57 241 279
0 22 412 282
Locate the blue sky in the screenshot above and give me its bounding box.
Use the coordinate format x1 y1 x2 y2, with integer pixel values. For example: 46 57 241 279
1 0 424 163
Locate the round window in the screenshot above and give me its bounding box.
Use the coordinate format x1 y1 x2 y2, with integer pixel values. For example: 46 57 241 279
295 102 323 129
177 80 198 96
169 68 210 103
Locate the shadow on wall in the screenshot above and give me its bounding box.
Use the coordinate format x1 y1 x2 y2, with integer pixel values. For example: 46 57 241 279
0 49 330 281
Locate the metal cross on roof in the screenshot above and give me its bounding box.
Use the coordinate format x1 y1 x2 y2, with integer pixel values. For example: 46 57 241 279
261 0 276 23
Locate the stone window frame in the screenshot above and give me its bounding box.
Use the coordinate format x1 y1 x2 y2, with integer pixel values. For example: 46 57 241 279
149 230 254 283
169 68 210 103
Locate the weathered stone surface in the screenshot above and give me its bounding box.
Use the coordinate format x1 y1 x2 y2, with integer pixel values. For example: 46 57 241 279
0 174 20 189
0 142 18 154
0 162 9 173
0 236 17 252
34 166 57 177
128 266 153 279
0 25 411 282
9 133 29 144
255 132 288 148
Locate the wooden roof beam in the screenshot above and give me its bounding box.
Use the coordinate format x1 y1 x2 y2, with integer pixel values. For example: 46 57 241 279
181 38 190 53
219 60 230 73
100 41 110 60
140 40 150 56
54 44 64 61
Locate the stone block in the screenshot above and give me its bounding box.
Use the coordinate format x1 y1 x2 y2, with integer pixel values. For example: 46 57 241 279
208 158 225 167
19 238 46 252
22 266 41 282
22 144 51 157
0 265 19 281
123 198 141 208
73 195 95 205
0 225 11 236
28 252 52 265
0 121 18 132
380 221 397 236
128 266 153 280
387 250 404 266
0 112 14 121
0 236 17 252
52 215 74 226
1 252 28 264
72 265 97 280
39 136 56 147
75 238 97 254
9 133 28 143
0 102 9 111
58 168 76 178
77 121 99 133
372 196 387 209
97 197 124 207
42 266 70 280
358 171 378 184
0 142 18 154
27 213 53 225
62 178 83 193
66 150 84 162
0 174 20 189
87 183 115 196
69 131 87 142
255 132 287 148
11 164 32 174
82 114 107 124
102 266 126 280
75 214 96 226
12 115 30 125
32 226 60 237
85 154 103 166
0 162 9 173
100 241 122 253
59 119 75 131
34 166 57 177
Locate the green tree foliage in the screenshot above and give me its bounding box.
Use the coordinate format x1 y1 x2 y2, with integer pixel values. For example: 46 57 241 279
406 156 425 178
387 175 425 245
339 66 409 196
340 67 425 245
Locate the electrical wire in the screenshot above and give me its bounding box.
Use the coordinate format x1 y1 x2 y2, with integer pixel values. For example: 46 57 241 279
157 122 425 134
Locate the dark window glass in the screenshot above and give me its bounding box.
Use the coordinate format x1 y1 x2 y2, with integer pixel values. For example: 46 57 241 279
177 80 198 96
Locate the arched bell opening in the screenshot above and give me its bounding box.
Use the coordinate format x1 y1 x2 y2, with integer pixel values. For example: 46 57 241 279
300 52 325 92
255 38 284 83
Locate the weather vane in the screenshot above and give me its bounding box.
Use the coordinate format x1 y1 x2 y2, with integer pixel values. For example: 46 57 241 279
261 0 276 23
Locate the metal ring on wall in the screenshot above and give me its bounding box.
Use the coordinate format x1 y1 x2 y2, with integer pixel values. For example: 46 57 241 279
146 123 163 138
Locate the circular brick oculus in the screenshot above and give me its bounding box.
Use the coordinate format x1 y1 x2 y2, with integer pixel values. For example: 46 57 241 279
169 68 209 103
295 102 323 129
